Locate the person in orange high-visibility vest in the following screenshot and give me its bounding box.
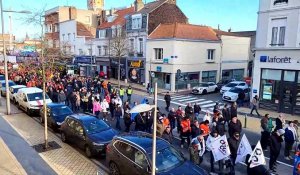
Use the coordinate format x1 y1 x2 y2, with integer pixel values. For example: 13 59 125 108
162 114 170 129
180 114 191 148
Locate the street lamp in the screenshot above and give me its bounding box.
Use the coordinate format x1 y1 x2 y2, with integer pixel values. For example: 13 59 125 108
129 82 158 175
0 0 31 115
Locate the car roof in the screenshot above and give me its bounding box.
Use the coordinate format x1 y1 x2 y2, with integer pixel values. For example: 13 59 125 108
46 103 69 108
10 85 26 89
69 113 97 121
116 132 170 153
230 81 246 84
18 87 43 93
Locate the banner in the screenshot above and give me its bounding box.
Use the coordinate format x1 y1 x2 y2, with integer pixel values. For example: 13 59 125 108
235 134 252 164
248 141 266 168
211 135 231 162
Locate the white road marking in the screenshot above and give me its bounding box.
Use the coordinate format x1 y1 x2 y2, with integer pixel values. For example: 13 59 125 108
186 99 206 103
172 96 195 100
178 97 198 102
197 100 213 105
201 103 217 108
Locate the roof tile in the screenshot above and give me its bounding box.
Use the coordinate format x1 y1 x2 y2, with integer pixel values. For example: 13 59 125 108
98 7 134 29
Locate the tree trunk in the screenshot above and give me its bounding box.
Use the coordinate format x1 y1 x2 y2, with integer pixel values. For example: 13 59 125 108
118 56 121 88
42 63 49 149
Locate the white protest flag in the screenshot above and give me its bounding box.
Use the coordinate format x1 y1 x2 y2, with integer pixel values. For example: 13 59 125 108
248 141 266 168
211 135 231 162
235 134 252 164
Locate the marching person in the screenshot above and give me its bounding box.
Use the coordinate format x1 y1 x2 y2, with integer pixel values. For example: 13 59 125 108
246 154 271 175
114 104 123 130
92 98 101 119
200 120 210 140
126 85 133 103
185 103 194 119
269 129 285 174
260 114 271 151
190 135 205 166
230 102 238 119
176 106 184 134
119 86 125 102
250 95 260 116
162 126 173 144
191 120 201 139
194 103 201 121
228 116 242 138
164 91 171 111
206 129 221 173
180 116 191 148
213 102 220 114
123 108 132 132
228 132 241 175
168 108 177 135
101 99 109 121
222 103 231 124
274 114 285 131
284 121 297 160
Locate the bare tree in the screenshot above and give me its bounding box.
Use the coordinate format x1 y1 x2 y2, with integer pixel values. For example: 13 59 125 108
108 27 129 88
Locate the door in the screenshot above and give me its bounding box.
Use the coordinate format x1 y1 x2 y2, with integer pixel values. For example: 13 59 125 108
281 82 296 114
113 141 136 175
73 121 86 149
131 148 149 175
65 118 77 143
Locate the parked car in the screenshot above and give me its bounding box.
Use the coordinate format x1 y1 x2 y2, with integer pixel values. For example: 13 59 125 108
40 103 73 131
222 87 250 102
0 80 16 96
106 132 208 175
9 85 26 103
15 87 52 115
60 114 118 157
220 81 248 94
192 82 218 95
216 79 235 90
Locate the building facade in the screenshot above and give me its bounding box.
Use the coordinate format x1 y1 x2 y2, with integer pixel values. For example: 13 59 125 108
253 0 300 115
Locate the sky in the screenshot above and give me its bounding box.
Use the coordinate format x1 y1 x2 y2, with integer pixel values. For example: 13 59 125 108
1 0 259 40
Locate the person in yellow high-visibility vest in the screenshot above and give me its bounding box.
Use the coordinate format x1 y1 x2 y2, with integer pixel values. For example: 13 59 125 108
126 86 133 103
119 86 125 102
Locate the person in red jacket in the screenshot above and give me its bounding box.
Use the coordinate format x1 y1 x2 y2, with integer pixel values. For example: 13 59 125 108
180 116 191 148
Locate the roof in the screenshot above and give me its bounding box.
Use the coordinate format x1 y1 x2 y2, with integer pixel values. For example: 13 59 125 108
149 23 220 41
98 7 134 29
18 87 43 93
133 0 167 14
214 29 256 38
77 22 96 37
117 132 169 153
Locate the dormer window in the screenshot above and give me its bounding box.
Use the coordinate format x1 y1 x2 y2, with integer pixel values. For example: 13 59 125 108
274 0 288 5
132 14 142 29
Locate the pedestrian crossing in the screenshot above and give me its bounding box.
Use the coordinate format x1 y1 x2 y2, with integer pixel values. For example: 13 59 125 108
169 94 224 113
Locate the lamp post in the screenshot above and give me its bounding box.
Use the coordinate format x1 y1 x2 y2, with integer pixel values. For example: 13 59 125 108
129 82 158 175
0 0 31 115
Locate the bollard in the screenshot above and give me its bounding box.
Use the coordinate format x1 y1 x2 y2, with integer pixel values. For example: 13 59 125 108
244 114 247 128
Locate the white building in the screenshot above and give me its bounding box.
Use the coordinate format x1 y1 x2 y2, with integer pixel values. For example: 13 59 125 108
146 23 251 92
253 0 300 115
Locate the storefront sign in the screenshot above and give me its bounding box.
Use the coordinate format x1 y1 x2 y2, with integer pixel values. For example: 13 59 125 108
157 66 162 72
128 60 144 68
262 83 272 100
260 56 291 63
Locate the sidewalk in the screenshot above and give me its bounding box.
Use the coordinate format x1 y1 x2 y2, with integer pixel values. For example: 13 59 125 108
0 98 107 175
0 137 27 175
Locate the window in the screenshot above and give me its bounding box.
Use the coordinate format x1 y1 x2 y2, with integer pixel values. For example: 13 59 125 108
202 71 217 83
139 38 143 54
154 48 163 60
67 118 76 128
132 14 142 29
97 46 101 56
74 122 84 136
130 39 134 52
261 69 282 102
62 34 65 41
85 16 90 23
284 71 295 82
103 46 108 56
99 30 106 38
270 18 287 46
68 33 71 41
273 0 288 5
207 49 215 61
114 141 135 160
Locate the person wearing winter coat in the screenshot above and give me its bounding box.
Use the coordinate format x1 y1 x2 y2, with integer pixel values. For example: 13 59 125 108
135 113 146 132
203 111 212 124
222 104 231 123
260 114 271 150
180 116 191 148
230 102 238 119
206 130 221 173
213 113 226 136
269 129 285 174
168 108 177 134
275 114 285 131
162 126 173 144
285 121 297 160
228 132 241 170
185 103 194 118
92 98 101 119
57 90 66 104
75 91 81 112
123 108 132 132
191 120 201 139
114 104 123 130
193 103 201 121
228 117 242 138
190 135 205 166
101 99 109 121
157 116 165 137
176 107 184 133
164 92 171 111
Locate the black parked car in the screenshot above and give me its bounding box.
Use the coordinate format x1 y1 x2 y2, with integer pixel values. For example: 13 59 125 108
60 113 118 157
106 132 208 175
216 79 235 90
40 103 73 131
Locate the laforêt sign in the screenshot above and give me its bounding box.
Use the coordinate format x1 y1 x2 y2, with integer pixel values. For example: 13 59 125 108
260 56 293 63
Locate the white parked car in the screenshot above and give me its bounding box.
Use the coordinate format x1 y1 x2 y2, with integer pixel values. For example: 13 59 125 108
15 87 52 115
222 87 250 102
220 81 248 94
9 85 26 103
192 82 218 95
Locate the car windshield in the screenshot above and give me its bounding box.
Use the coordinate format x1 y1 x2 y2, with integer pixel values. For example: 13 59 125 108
27 92 50 101
198 83 208 87
149 146 184 172
225 83 238 87
229 87 243 93
13 87 23 93
83 119 110 134
52 106 73 117
2 82 15 87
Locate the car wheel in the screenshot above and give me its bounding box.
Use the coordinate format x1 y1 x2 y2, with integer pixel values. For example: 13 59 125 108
61 132 68 143
202 89 207 95
85 145 93 158
109 162 121 175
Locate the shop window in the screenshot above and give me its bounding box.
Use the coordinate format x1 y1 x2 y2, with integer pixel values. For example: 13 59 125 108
154 48 163 60
261 69 282 102
262 69 281 80
202 71 217 83
284 71 295 82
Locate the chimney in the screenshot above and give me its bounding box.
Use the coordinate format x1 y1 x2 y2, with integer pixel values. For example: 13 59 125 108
228 27 232 32
134 0 144 12
167 0 176 4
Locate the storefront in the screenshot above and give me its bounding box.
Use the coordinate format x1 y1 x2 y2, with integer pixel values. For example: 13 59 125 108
252 51 300 115
222 69 244 81
95 57 110 78
110 58 126 81
202 70 217 83
176 72 200 90
127 60 145 84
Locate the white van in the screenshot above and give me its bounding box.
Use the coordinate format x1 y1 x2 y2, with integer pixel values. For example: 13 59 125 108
9 85 26 103
16 87 52 115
